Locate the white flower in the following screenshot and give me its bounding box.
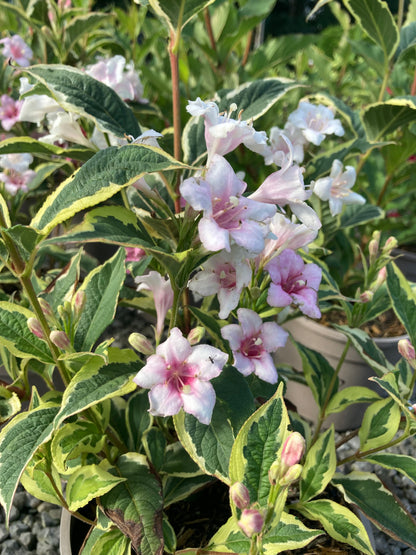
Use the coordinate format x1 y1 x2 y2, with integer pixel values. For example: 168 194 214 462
40 112 93 148
288 101 344 146
313 159 365 216
18 78 61 124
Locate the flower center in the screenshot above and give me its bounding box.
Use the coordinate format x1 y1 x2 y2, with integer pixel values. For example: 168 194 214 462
241 336 263 358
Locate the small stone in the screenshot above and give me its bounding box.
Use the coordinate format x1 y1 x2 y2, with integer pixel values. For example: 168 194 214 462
18 530 37 550
9 520 30 538
0 522 10 542
37 502 57 513
40 511 60 527
403 548 416 555
26 496 42 510
22 513 35 527
12 491 28 512
37 526 60 547
8 505 20 523
1 538 23 554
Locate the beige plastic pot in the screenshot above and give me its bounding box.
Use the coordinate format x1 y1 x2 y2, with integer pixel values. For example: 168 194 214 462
275 317 407 431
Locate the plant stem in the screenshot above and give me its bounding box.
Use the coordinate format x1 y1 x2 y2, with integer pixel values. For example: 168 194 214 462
397 0 405 30
168 28 182 213
204 8 217 54
242 30 253 67
338 430 410 466
311 338 351 445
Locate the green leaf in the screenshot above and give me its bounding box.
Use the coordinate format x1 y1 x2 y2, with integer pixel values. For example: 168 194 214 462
339 204 383 229
24 64 141 138
363 453 416 484
370 372 416 424
149 0 215 32
209 512 322 554
359 397 402 451
64 12 114 51
386 262 416 346
67 464 126 512
0 387 20 423
54 350 138 429
86 528 131 555
31 144 186 235
362 97 416 141
163 474 213 508
74 248 126 351
101 452 164 555
1 225 42 264
42 250 82 311
183 78 300 165
51 421 106 475
343 0 399 61
0 302 54 363
296 499 375 555
395 22 416 60
0 136 92 162
333 471 416 548
325 386 382 415
295 341 337 409
44 206 153 249
161 441 201 477
300 427 336 502
0 404 59 523
229 383 289 507
333 325 394 377
21 455 63 506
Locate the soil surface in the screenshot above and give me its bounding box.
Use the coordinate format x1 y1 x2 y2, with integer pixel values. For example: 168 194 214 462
319 308 406 338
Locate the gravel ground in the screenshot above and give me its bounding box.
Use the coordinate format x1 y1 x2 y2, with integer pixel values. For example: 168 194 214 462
0 307 415 554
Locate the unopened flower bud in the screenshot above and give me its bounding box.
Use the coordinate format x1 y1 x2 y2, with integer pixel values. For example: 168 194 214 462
49 330 71 351
187 327 205 346
73 290 86 318
281 432 305 473
368 231 380 263
398 338 415 362
360 290 374 303
129 333 154 356
27 317 44 339
230 482 250 510
268 461 281 485
382 236 398 256
373 266 387 290
279 463 303 486
38 298 54 321
237 509 264 538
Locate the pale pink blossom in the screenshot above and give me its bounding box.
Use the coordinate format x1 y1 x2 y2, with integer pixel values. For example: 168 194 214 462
238 509 264 537
259 213 318 266
221 308 288 383
0 152 35 194
188 247 251 319
125 247 146 263
264 123 307 166
249 163 321 230
180 155 276 253
266 249 321 318
288 101 344 146
18 78 61 124
133 327 227 424
85 55 146 102
312 159 364 216
187 98 267 162
135 272 174 339
40 112 93 148
281 432 305 471
0 95 23 131
0 35 33 67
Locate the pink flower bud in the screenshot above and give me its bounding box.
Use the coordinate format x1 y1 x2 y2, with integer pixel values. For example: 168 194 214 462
187 327 205 346
281 432 305 471
238 509 264 538
398 339 415 362
49 330 71 351
230 482 250 510
73 290 86 318
128 333 154 356
373 266 387 290
368 231 380 262
38 298 54 321
279 463 303 486
27 317 44 339
359 290 374 303
382 236 398 255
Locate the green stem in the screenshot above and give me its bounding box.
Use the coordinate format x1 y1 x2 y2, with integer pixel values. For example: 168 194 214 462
397 0 405 31
338 430 410 466
311 338 351 445
168 29 182 213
